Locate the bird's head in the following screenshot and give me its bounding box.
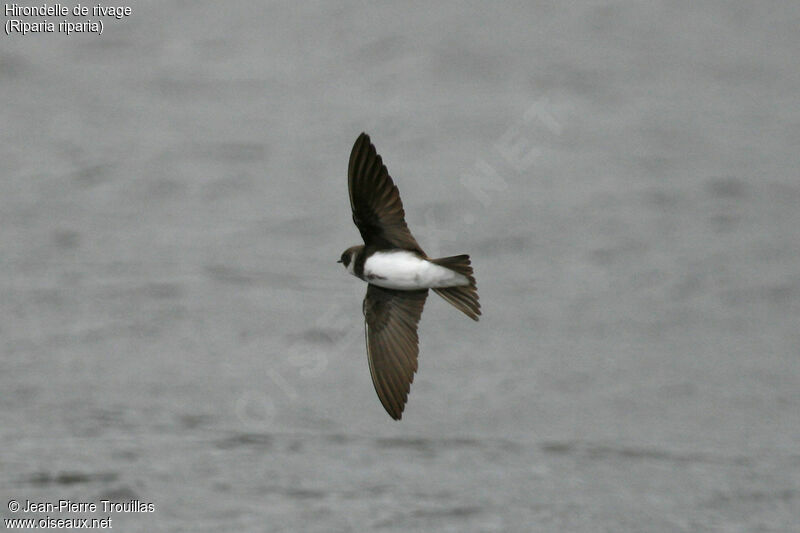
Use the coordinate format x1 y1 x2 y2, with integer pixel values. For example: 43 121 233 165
337 245 362 273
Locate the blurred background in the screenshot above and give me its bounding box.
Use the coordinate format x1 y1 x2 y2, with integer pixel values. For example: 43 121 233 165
1 1 798 531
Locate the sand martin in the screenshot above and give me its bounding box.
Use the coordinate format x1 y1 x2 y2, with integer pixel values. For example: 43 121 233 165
339 133 480 420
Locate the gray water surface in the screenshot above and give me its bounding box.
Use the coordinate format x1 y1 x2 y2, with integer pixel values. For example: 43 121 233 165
2 2 799 531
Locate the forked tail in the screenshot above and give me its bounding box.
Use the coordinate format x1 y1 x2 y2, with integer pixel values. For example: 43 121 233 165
431 255 481 321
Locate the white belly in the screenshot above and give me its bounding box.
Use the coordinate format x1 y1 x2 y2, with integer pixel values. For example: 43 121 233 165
363 251 468 290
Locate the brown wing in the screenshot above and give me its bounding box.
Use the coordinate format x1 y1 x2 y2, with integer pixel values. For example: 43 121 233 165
348 133 424 253
363 284 428 420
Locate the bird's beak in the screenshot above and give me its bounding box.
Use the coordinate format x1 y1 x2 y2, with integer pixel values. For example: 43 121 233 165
336 259 343 263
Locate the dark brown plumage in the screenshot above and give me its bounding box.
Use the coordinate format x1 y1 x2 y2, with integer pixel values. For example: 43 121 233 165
363 285 428 420
348 133 424 253
344 133 480 420
431 255 481 321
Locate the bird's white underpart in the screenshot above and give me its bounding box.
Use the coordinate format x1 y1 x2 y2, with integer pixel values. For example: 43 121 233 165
362 250 469 290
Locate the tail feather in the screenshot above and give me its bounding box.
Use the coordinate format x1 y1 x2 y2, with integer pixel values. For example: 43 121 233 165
431 254 480 321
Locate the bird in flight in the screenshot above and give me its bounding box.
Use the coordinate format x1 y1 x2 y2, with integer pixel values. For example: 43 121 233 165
339 133 480 420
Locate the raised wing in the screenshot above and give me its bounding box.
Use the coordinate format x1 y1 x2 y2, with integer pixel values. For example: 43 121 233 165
348 133 424 253
363 284 428 420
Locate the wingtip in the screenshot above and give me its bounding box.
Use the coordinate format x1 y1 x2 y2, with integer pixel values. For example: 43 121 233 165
385 400 405 420
353 132 372 155
380 404 403 420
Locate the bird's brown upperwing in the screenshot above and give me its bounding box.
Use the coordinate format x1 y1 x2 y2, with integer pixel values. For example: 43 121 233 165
363 284 428 420
348 133 424 253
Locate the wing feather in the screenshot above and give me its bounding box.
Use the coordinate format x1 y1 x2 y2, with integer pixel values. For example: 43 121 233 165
363 284 428 420
348 133 424 253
